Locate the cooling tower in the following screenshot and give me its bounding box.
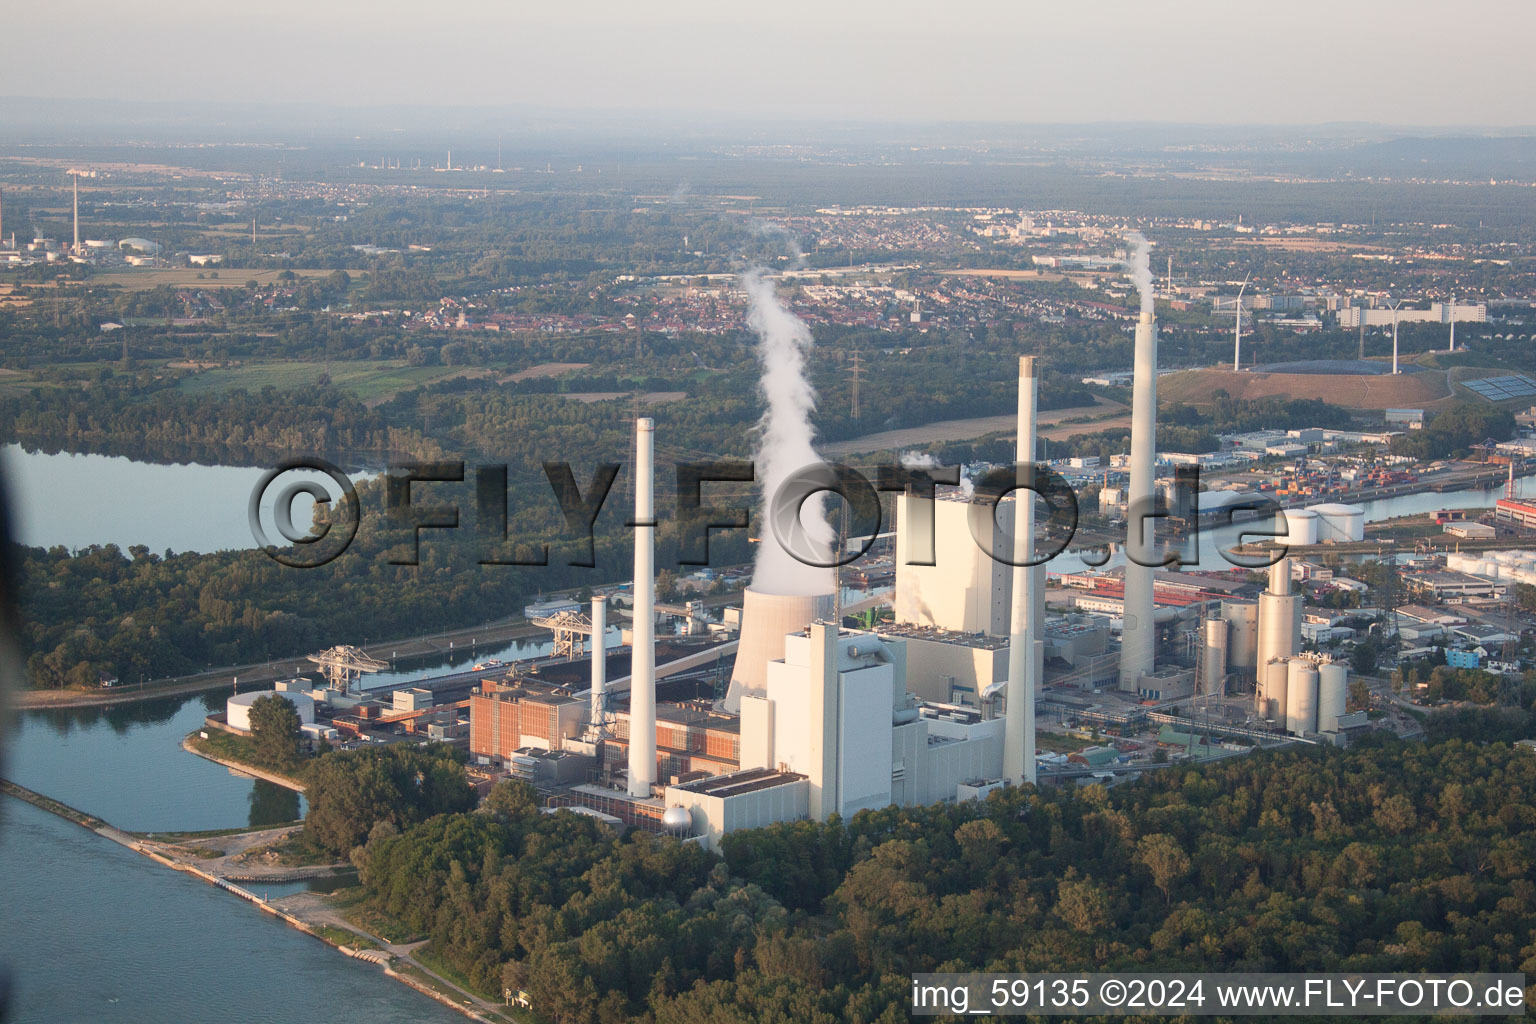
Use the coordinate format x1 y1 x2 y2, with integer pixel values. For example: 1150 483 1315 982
1286 659 1318 736
1317 662 1348 733
1119 310 1158 691
724 587 834 712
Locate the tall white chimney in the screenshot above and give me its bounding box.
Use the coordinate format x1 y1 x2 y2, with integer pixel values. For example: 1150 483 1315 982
1119 310 1158 691
589 595 607 727
1003 356 1040 785
72 174 80 253
627 417 657 797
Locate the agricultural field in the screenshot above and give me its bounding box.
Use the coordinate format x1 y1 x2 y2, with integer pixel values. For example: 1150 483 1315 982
90 268 363 292
173 360 489 401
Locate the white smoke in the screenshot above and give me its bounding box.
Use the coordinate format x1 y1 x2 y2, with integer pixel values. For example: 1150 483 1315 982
899 450 939 471
1124 231 1154 314
743 267 835 596
748 220 807 270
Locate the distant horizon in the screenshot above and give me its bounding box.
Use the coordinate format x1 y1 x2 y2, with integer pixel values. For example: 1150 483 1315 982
3 95 1536 137
8 0 1536 126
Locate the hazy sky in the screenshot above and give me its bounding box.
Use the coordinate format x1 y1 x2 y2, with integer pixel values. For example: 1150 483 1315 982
8 0 1534 126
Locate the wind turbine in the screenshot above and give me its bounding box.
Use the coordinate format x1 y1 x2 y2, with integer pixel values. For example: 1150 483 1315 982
1232 272 1250 371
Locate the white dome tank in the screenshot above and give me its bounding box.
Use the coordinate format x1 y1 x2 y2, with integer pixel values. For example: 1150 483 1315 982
1286 659 1319 736
1281 508 1320 546
1317 663 1348 733
662 806 692 832
1307 503 1365 543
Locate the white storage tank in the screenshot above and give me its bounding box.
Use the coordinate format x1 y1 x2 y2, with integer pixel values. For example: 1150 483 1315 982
1202 618 1229 695
1221 600 1259 674
1317 663 1348 733
1286 659 1319 735
1281 508 1320 546
1307 503 1365 543
227 689 316 733
1261 659 1289 723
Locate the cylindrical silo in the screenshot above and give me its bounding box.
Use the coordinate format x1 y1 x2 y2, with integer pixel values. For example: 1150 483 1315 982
1202 618 1229 696
1261 659 1289 723
1317 662 1348 733
1221 600 1258 676
1308 503 1365 543
1282 508 1320 546
1256 560 1301 678
1286 659 1318 735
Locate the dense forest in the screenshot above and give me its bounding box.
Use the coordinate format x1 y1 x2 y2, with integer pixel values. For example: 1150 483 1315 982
17 468 752 688
342 734 1536 1023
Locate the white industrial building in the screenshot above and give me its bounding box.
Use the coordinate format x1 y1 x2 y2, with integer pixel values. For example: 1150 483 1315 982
668 622 1006 849
893 492 1011 636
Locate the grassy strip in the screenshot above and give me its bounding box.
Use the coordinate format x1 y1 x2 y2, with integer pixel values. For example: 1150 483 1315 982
312 924 380 950
331 887 427 945
129 820 303 841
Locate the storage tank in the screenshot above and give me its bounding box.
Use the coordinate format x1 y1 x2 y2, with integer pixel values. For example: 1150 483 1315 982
1260 659 1289 723
1317 663 1348 733
1286 659 1319 735
1281 508 1320 546
1221 600 1258 675
1307 503 1365 543
1202 618 1229 696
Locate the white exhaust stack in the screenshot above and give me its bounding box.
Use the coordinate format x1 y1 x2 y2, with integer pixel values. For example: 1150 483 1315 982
1003 356 1040 786
627 418 657 797
589 595 607 727
1119 309 1158 691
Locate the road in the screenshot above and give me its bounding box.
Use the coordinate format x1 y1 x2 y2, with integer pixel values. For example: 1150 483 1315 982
18 615 549 710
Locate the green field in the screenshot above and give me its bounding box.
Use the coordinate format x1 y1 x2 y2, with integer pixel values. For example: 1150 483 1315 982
174 360 485 401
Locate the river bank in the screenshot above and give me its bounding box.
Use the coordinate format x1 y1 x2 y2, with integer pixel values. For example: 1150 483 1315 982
18 615 546 710
0 779 512 1023
182 734 308 792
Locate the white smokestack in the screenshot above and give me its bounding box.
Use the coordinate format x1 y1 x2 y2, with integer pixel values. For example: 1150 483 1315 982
590 595 606 727
627 417 657 797
1120 232 1158 691
1003 356 1040 786
741 267 835 596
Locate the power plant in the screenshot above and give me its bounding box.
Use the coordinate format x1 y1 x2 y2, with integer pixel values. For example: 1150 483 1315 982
450 234 1368 850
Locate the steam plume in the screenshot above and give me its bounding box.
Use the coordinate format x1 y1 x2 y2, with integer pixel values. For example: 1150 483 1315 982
1124 231 1154 314
743 267 835 596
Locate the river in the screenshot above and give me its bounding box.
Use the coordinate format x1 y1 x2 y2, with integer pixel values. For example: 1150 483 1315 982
0 443 1517 1020
0 444 375 555
0 798 466 1024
